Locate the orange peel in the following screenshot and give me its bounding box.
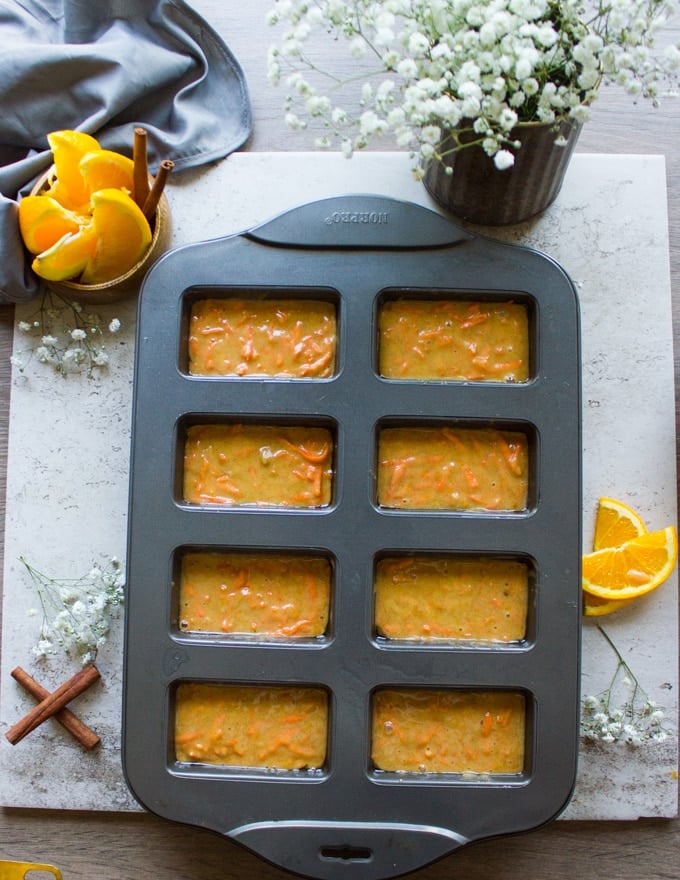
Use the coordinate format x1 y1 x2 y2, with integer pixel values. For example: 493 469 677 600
18 195 83 255
582 497 676 614
21 131 155 285
79 149 136 198
593 496 647 551
31 225 98 282
582 592 636 617
79 188 152 284
582 525 678 601
46 129 101 210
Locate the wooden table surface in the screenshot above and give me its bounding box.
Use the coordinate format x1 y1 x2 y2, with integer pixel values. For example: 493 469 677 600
1 2 678 878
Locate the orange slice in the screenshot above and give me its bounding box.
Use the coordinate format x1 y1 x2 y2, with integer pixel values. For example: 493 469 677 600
582 526 678 600
80 188 152 284
31 225 98 282
18 194 83 254
79 149 135 198
582 592 635 617
47 130 101 210
593 496 647 550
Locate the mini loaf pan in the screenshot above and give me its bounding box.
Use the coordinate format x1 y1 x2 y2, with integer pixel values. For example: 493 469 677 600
123 195 581 880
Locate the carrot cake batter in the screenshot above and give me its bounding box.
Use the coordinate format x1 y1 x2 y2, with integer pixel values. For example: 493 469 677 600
183 423 334 507
379 299 529 382
188 297 336 378
375 556 528 642
179 551 331 637
377 425 529 510
372 688 525 774
175 682 328 770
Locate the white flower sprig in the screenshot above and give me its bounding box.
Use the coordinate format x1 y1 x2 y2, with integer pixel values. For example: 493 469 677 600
581 624 673 746
267 0 680 171
11 289 122 377
22 555 124 665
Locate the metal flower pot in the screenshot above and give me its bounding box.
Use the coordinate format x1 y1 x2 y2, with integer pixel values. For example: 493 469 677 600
423 119 582 226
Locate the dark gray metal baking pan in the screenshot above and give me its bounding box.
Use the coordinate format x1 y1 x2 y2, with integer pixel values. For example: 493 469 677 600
123 194 581 880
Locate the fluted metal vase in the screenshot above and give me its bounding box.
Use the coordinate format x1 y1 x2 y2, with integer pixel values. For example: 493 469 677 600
423 119 582 226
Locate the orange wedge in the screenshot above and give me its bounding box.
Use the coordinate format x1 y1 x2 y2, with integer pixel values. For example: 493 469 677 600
18 194 83 255
593 496 647 550
80 188 152 284
582 526 678 601
31 225 98 282
582 592 635 617
46 130 101 210
79 149 135 198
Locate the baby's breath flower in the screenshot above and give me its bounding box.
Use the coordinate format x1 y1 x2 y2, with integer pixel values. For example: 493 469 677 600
421 124 442 143
499 107 519 129
396 58 419 80
21 554 124 665
285 111 306 129
494 149 515 169
581 624 675 747
408 32 430 57
32 637 55 660
91 350 109 367
267 0 680 170
10 290 122 378
350 35 367 57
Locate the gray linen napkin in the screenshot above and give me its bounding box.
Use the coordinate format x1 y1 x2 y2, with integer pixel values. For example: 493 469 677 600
0 0 252 302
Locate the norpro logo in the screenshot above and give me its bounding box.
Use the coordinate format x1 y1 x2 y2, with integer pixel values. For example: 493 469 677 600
324 209 389 225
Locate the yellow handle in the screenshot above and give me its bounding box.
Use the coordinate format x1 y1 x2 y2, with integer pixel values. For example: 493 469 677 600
0 862 63 880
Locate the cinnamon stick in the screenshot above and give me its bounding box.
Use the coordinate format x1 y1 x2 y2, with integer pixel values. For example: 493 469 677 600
133 127 150 209
10 667 100 749
5 663 100 746
143 158 174 220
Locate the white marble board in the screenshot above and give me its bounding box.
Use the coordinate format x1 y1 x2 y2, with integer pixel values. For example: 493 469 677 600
0 153 677 819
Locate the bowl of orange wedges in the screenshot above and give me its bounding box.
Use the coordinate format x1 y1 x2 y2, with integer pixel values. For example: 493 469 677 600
19 129 171 304
582 496 678 617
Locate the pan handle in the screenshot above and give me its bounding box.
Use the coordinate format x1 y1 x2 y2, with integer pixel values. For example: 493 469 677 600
246 195 473 250
230 819 468 880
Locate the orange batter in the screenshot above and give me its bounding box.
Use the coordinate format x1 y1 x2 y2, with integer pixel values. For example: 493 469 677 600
175 682 328 769
179 552 331 637
379 299 529 382
188 297 337 377
377 425 529 511
183 423 334 507
375 556 528 642
372 689 525 774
